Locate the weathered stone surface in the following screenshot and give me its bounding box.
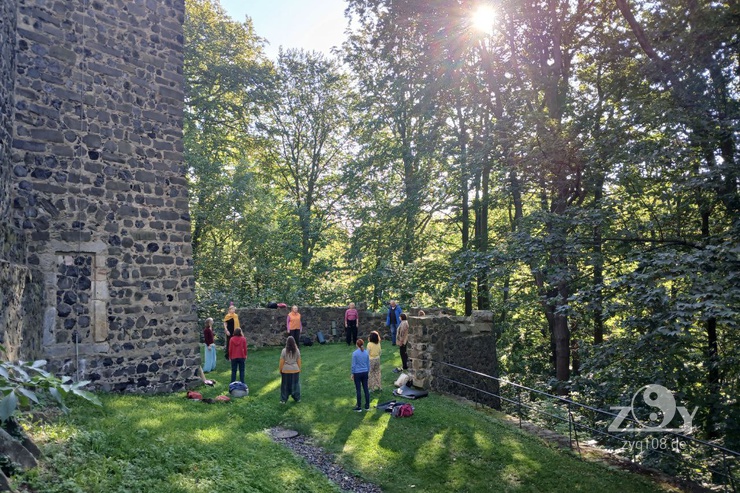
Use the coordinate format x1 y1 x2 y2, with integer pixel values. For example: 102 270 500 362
0 428 38 470
408 311 500 409
0 470 10 490
1 0 199 394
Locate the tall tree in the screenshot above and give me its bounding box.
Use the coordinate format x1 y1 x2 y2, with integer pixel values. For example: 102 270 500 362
258 50 353 272
184 0 273 305
612 0 739 438
344 3 449 272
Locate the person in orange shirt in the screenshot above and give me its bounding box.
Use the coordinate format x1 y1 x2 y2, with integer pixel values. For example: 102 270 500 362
286 305 302 346
223 302 240 360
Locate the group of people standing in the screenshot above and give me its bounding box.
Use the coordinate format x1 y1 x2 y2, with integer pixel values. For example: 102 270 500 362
202 302 248 384
202 300 412 411
202 303 302 402
347 300 410 411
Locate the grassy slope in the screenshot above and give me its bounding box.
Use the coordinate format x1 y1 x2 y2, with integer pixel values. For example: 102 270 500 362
20 342 670 493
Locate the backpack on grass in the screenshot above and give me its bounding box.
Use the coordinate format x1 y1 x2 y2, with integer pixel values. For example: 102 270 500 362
392 403 414 418
229 381 249 397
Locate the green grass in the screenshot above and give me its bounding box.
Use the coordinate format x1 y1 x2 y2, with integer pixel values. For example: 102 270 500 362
18 343 672 492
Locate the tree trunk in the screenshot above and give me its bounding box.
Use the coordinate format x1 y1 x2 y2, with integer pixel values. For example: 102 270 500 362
593 174 605 344
456 98 473 316
476 161 491 310
701 208 721 439
554 282 570 384
299 203 311 270
401 150 417 266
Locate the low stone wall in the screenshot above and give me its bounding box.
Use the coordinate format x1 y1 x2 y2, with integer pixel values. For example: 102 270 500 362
228 306 389 347
226 306 499 408
218 305 444 346
408 311 500 409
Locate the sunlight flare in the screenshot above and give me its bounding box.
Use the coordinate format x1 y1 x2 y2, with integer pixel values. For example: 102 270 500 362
471 5 497 33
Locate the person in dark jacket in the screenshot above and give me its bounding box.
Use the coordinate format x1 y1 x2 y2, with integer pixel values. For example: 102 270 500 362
385 300 402 345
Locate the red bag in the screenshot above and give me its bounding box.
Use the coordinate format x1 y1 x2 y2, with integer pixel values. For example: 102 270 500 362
186 391 203 400
392 403 414 417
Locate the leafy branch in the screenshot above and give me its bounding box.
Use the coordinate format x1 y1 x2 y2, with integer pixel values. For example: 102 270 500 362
0 346 102 423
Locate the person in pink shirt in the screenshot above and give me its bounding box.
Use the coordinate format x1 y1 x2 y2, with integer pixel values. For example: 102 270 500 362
344 302 359 346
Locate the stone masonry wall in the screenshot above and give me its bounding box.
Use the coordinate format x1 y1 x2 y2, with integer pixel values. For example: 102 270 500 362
225 306 389 347
1 0 16 226
7 0 198 392
408 311 500 409
222 307 499 408
0 0 44 363
222 305 439 347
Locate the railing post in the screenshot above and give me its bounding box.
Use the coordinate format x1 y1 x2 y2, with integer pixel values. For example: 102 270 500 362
430 358 740 491
723 449 737 493
567 400 573 450
567 401 580 456
517 387 522 429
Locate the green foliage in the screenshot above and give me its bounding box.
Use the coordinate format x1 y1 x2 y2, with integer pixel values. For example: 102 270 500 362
257 49 354 275
0 347 101 423
184 0 739 460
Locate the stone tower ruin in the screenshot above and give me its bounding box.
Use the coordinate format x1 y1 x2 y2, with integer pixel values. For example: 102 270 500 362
0 0 199 392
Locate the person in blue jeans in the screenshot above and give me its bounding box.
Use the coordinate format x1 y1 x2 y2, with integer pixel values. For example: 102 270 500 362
385 300 402 345
351 339 371 411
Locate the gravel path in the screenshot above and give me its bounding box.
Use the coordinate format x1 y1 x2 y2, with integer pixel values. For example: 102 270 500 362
268 427 383 493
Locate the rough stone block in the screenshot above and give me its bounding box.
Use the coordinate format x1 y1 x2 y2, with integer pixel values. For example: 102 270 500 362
0 428 38 470
93 300 107 342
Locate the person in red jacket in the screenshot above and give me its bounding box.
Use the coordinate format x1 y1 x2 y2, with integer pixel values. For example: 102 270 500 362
228 328 248 383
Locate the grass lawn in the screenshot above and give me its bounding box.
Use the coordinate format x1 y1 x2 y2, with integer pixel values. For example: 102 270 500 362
18 342 673 492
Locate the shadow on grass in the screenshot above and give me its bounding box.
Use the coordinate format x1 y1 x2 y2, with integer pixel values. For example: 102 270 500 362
20 343 671 493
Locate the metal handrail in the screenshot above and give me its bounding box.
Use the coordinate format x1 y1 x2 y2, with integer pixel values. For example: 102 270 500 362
432 360 740 458
430 359 739 491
